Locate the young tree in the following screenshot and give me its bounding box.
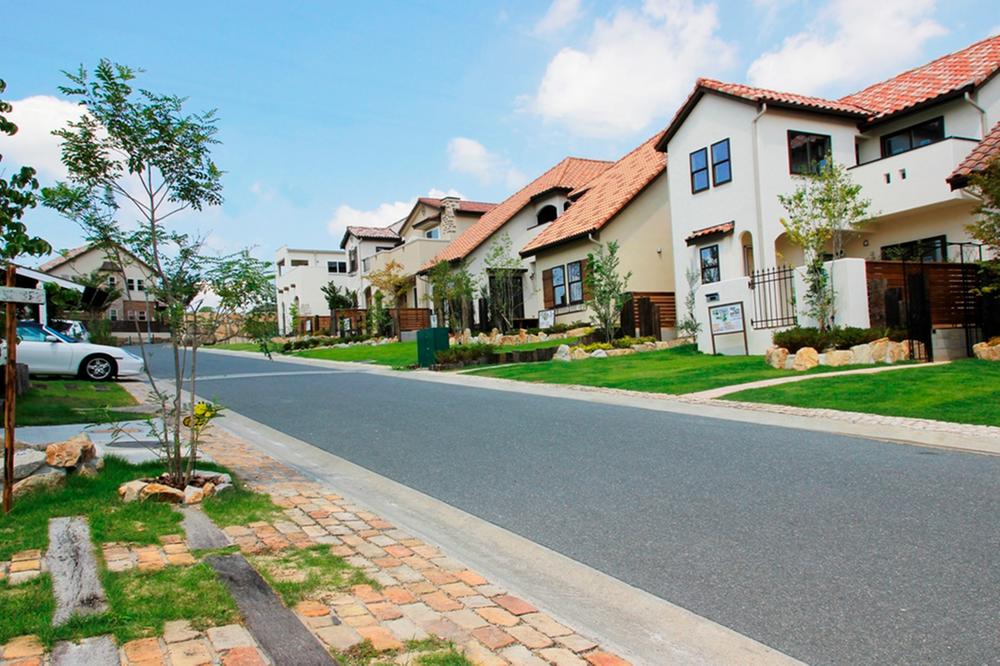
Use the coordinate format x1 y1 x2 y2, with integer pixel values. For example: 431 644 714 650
676 265 703 340
43 60 225 489
425 260 476 331
321 281 357 336
198 250 276 353
482 233 522 332
966 156 1000 295
366 259 410 337
778 155 871 331
1 79 52 512
585 241 632 343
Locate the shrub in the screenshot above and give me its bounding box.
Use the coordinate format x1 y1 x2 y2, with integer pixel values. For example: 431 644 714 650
435 343 495 365
576 342 612 353
774 326 907 353
612 336 656 349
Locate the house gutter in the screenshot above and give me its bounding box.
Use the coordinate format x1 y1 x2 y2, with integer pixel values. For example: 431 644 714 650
751 102 768 270
963 92 988 138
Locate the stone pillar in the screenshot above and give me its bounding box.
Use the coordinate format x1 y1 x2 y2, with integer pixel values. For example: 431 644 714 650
440 197 459 236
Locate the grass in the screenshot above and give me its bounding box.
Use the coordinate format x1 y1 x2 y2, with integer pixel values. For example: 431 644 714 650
503 337 579 352
725 358 1000 427
200 483 285 527
468 343 860 395
0 456 182 561
333 637 472 666
16 379 141 426
204 342 263 353
249 544 373 606
293 341 417 367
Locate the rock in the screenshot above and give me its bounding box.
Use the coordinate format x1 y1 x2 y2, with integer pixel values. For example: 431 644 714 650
654 340 676 350
184 485 204 505
869 337 890 363
792 347 819 371
825 349 854 367
462 328 472 344
765 346 789 370
538 332 548 341
885 341 905 364
77 457 105 478
570 348 589 361
605 348 635 357
118 480 147 503
553 344 571 362
851 343 873 365
45 434 94 468
631 342 656 352
518 329 527 342
13 466 66 497
13 449 46 480
139 483 185 503
202 482 216 498
195 470 232 485
784 356 795 370
973 340 1000 361
566 327 592 338
214 482 233 494
590 349 608 358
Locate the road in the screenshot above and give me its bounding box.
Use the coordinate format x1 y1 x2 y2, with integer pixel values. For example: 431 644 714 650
140 347 1000 665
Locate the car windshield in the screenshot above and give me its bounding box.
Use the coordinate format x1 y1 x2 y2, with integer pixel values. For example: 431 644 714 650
17 324 77 343
44 327 77 343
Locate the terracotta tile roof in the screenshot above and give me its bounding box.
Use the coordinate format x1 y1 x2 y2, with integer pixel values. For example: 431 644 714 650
416 197 497 214
701 78 869 115
948 120 1000 189
424 157 613 267
340 225 402 249
37 245 92 272
841 34 1000 122
685 221 734 245
520 132 667 256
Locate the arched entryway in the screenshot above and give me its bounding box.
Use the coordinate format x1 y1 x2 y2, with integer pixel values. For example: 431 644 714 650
740 231 755 276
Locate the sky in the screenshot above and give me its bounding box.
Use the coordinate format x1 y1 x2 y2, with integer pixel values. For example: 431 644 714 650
3 0 998 266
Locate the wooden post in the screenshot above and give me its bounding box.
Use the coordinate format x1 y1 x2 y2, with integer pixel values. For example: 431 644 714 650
4 263 17 513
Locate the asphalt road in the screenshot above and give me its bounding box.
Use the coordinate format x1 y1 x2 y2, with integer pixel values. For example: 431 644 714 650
140 347 1000 665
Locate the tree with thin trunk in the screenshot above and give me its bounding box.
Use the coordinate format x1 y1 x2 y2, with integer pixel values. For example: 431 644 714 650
43 60 226 488
966 156 1000 296
366 259 410 337
482 233 522 332
0 78 52 512
321 281 356 336
585 241 631 343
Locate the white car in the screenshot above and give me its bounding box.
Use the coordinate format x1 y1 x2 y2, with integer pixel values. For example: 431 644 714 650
1 322 145 381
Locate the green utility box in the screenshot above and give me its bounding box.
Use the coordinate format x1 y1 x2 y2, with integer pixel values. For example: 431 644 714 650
416 327 450 367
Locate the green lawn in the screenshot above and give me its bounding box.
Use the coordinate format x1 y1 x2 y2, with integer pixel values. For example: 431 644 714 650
725 358 1000 427
293 341 418 367
504 337 580 351
204 342 263 353
469 344 859 395
16 379 140 426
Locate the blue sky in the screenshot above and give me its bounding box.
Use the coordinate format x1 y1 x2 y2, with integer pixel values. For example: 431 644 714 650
3 0 997 264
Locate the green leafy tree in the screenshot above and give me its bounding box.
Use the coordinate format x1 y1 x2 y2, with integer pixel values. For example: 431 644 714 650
366 291 390 336
321 281 357 336
676 265 703 340
1 79 52 513
585 241 632 343
482 233 522 332
426 260 476 332
366 259 410 337
199 250 276 357
966 156 1000 295
778 154 871 332
43 60 225 488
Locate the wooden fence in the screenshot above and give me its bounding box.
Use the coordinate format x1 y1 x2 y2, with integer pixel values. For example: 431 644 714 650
621 292 676 338
865 261 979 328
298 308 431 336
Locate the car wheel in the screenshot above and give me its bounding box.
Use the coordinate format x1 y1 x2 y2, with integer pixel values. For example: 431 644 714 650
80 355 117 381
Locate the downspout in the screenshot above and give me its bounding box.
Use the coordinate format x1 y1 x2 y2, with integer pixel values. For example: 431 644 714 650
586 232 602 248
964 92 988 138
751 102 768 270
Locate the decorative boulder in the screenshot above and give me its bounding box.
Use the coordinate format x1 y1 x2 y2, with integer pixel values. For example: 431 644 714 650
45 434 95 468
850 343 873 365
765 346 789 370
138 483 185 503
590 349 608 358
792 347 819 371
202 482 216 498
566 327 592 338
631 342 657 353
12 466 66 497
77 457 105 478
972 339 1000 361
886 341 906 364
825 350 854 367
214 482 233 495
13 449 46 481
605 348 635 357
553 344 571 362
184 485 204 505
538 332 548 341
570 348 589 361
118 480 147 503
869 337 890 363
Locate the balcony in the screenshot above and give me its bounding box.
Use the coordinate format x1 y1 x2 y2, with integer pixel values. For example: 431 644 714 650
848 137 978 219
367 238 449 276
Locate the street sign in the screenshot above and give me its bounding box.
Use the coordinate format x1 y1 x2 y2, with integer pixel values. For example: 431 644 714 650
0 287 45 305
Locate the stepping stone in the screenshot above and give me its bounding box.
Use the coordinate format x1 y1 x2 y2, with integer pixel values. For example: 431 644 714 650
46 517 107 625
179 506 230 549
206 554 334 665
51 635 118 665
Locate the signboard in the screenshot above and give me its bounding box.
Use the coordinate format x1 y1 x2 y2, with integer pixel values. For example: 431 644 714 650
707 301 748 355
709 302 745 335
538 309 555 330
0 287 45 305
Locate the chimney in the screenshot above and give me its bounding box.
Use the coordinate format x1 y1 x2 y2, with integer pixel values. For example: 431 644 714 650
440 196 460 236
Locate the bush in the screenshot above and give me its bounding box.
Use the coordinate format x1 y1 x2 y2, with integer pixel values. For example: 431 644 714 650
773 326 907 353
612 336 656 349
86 319 117 346
435 343 495 365
576 342 612 353
541 320 589 335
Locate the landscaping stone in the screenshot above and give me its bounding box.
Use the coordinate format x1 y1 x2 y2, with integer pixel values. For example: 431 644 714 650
46 516 108 625
164 620 201 644
590 349 608 358
117 479 146 503
13 449 46 480
77 457 105 478
13 465 66 498
314 624 363 651
2 635 44 660
851 343 873 364
553 345 571 362
184 485 205 504
870 337 890 362
765 346 789 370
167 638 213 666
824 349 854 367
886 341 906 363
973 339 1000 361
604 348 634 357
792 347 819 371
206 624 255 651
139 482 186 503
45 434 94 468
51 635 118 666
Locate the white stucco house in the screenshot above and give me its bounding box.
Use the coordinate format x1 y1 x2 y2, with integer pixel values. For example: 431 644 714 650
274 246 356 335
658 34 1000 359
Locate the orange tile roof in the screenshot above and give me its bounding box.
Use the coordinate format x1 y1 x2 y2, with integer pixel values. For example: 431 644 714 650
416 197 497 214
685 221 734 245
340 225 402 249
424 157 613 267
948 120 1000 189
37 245 92 272
841 34 1000 122
701 78 869 115
520 132 667 256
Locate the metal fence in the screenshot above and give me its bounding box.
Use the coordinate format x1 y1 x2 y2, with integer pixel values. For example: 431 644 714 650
749 266 798 330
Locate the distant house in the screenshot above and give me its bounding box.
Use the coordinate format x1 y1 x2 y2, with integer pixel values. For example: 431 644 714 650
521 133 674 338
423 158 612 329
274 246 354 335
658 34 1000 358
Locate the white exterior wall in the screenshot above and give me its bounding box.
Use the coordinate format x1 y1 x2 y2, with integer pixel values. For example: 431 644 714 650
275 247 352 335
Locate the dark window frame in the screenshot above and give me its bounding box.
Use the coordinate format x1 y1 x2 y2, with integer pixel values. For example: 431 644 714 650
551 265 567 307
699 244 720 284
711 138 732 186
690 147 710 193
787 130 831 175
880 116 944 158
567 260 584 305
880 235 948 262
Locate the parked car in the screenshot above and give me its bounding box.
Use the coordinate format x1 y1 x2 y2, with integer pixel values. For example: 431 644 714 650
0 321 144 381
49 319 91 342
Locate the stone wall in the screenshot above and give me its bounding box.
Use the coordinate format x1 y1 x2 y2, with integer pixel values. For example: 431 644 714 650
765 337 914 371
973 338 1000 361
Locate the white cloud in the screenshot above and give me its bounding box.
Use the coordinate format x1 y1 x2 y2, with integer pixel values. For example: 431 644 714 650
527 0 735 138
325 189 466 241
249 181 276 202
447 137 527 189
535 0 583 34
2 96 83 181
747 0 947 95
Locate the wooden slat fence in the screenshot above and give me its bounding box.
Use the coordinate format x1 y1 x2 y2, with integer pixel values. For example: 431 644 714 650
865 261 979 328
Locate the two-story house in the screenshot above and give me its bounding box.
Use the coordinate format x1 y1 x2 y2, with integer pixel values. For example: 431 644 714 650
422 157 612 329
339 223 404 310
658 34 1000 358
274 246 354 335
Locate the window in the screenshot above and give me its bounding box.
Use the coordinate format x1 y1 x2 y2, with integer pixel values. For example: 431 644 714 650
107 276 118 288
17 326 48 342
424 227 440 239
788 131 831 175
881 117 944 158
127 310 136 321
536 205 558 226
135 279 144 292
126 278 135 292
881 235 947 262
375 246 395 253
711 139 732 185
327 261 347 273
551 265 567 307
108 309 118 321
699 245 720 284
348 248 358 273
137 310 147 321
690 148 709 193
290 259 309 267
567 261 584 304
